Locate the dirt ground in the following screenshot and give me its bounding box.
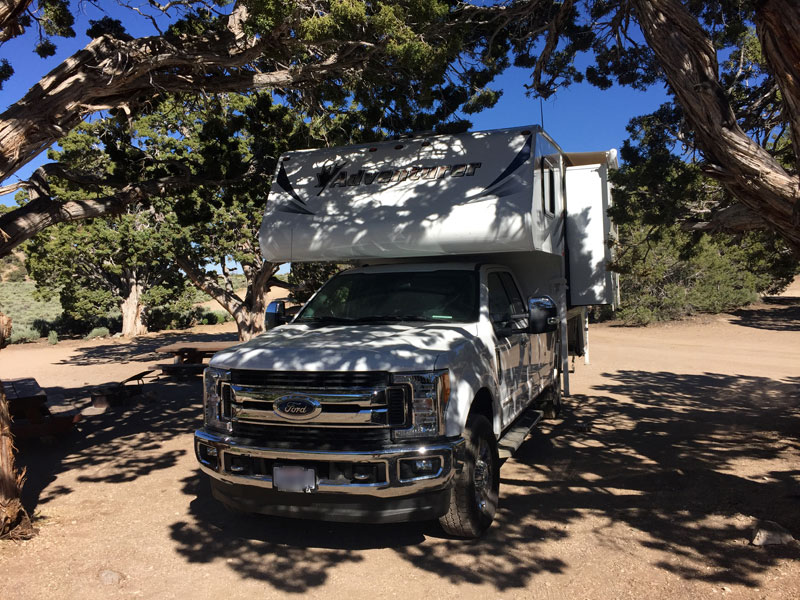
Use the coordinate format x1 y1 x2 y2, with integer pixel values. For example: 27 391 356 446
0 286 798 600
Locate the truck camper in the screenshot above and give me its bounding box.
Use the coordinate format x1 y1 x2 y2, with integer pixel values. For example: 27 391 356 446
195 126 618 537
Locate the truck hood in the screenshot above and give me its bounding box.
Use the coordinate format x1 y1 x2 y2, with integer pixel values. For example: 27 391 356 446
209 322 478 373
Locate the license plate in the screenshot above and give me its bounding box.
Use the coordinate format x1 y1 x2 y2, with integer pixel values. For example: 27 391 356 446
273 465 317 493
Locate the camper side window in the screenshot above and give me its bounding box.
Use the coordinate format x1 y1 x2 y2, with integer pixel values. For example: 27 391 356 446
541 157 556 217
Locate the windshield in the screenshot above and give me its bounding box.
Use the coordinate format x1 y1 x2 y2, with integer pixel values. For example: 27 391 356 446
296 269 479 324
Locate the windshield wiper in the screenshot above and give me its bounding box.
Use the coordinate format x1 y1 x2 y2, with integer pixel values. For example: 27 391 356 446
298 316 356 324
351 315 442 323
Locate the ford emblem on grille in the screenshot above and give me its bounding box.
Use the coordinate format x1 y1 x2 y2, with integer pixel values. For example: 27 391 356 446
274 395 322 421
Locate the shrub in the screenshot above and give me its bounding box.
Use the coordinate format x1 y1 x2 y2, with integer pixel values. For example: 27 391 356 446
199 309 232 325
48 330 58 345
84 326 110 340
10 324 40 344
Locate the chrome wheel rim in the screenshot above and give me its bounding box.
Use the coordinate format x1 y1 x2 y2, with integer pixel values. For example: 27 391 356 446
473 437 493 516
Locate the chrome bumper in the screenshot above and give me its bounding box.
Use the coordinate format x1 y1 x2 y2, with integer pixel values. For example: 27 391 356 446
194 429 465 499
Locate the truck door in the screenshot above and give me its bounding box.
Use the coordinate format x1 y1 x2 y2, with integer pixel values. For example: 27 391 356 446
487 271 531 426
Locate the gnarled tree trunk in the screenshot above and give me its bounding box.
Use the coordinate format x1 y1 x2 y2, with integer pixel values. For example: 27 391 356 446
120 279 147 338
176 257 289 341
0 312 34 539
630 0 800 254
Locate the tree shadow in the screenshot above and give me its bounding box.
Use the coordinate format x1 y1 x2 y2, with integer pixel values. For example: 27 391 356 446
172 466 568 593
58 330 239 366
16 378 204 514
170 369 799 592
501 370 800 588
729 296 800 331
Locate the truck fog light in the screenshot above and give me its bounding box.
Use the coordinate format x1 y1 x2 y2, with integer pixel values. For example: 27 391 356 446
197 443 219 469
398 456 442 481
414 459 434 471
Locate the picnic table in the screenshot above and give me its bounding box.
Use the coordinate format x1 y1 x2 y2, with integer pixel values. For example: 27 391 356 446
3 377 80 439
154 341 238 376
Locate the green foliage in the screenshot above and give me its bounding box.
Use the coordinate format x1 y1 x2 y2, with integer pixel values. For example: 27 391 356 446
25 122 192 335
48 330 58 345
10 325 40 344
84 327 110 340
39 0 75 38
200 310 232 325
288 263 349 304
0 58 13 90
0 281 63 330
607 83 799 325
612 225 780 325
86 17 130 40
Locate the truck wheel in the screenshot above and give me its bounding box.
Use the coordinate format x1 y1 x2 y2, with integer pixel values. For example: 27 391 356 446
439 414 499 538
542 341 562 419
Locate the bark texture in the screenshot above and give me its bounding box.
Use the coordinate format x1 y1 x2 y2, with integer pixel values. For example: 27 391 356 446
0 29 367 186
0 0 33 43
176 256 289 341
756 0 800 177
682 203 768 233
630 0 800 253
0 312 34 539
120 279 147 338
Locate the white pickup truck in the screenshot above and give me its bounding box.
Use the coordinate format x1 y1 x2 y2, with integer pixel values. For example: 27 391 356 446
194 126 618 537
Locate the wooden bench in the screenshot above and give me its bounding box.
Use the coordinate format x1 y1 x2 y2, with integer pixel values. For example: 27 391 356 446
154 341 237 377
156 362 208 377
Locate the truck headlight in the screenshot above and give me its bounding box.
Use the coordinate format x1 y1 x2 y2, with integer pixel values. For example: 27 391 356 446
203 367 232 432
391 370 450 440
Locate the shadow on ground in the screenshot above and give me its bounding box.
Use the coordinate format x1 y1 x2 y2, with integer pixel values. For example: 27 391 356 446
18 361 800 593
58 330 239 366
730 295 800 331
169 369 800 593
505 371 800 588
17 378 204 515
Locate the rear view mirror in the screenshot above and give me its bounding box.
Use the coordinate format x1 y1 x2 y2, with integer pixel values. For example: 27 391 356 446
265 301 287 329
528 296 558 334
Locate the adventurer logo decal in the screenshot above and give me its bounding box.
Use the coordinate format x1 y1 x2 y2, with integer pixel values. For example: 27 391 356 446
315 162 482 191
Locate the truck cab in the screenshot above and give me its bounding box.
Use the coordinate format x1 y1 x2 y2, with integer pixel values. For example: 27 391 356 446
196 261 559 536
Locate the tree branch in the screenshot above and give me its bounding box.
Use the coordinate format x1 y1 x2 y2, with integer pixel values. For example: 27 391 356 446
0 0 33 44
681 203 768 233
631 0 800 253
0 167 245 257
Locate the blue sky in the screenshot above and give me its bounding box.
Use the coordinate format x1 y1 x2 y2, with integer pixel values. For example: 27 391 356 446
0 5 671 207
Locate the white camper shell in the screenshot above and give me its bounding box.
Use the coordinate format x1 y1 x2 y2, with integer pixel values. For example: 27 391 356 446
259 126 619 389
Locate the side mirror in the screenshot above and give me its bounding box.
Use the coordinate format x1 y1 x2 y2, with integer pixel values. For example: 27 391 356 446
265 300 287 329
528 296 558 334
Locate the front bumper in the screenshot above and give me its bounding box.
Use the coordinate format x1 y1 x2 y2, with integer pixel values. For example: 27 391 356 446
194 429 465 523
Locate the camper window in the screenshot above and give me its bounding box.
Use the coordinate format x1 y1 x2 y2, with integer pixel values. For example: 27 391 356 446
541 157 556 218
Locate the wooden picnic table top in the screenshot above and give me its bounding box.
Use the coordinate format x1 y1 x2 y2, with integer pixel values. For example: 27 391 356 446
2 377 47 402
155 341 238 355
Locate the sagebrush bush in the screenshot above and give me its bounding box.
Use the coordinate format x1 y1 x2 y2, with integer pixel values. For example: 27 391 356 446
48 330 58 345
10 325 40 344
84 326 110 340
613 225 798 325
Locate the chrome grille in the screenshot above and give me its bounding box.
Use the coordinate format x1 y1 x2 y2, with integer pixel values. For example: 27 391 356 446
230 370 389 388
226 369 407 429
228 423 393 451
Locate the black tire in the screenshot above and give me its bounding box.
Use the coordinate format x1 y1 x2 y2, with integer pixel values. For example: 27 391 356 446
439 414 499 538
542 341 562 420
